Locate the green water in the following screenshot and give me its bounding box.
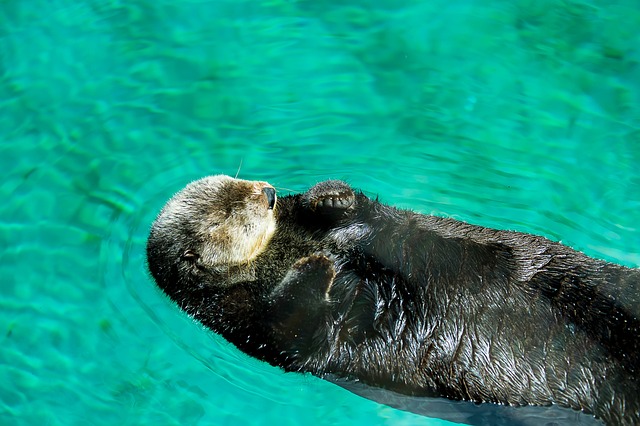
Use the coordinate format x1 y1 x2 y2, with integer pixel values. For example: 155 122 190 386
1 0 639 425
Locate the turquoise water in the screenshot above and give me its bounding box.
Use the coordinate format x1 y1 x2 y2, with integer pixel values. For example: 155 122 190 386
2 0 639 425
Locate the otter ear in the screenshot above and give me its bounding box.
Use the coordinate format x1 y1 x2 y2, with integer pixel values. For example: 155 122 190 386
181 250 199 261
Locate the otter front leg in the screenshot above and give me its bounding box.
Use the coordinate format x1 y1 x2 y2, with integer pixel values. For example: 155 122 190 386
268 254 335 364
302 180 356 226
303 180 355 213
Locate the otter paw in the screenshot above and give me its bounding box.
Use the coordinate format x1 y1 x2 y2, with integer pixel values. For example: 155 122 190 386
304 180 355 213
269 254 336 349
291 254 336 287
270 254 336 312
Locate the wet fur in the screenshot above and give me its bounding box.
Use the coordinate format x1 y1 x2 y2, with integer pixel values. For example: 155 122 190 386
147 177 639 425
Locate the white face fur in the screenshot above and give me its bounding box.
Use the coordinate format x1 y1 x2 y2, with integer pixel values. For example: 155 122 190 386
153 175 277 270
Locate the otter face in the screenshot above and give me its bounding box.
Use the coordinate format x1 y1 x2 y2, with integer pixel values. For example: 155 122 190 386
147 175 277 287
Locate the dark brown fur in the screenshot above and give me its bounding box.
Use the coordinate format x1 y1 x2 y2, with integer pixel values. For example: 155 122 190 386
147 176 640 425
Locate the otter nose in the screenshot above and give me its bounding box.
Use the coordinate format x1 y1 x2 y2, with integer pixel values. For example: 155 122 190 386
262 187 276 210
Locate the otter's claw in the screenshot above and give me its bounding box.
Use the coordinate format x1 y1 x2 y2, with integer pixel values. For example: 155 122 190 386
316 192 355 210
304 180 355 213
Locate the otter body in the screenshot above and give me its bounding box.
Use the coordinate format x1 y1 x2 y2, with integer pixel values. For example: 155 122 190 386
147 176 639 425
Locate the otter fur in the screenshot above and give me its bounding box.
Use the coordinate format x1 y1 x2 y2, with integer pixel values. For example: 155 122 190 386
146 175 640 425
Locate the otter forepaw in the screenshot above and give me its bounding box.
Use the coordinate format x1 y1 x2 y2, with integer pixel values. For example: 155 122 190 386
291 254 336 299
303 180 355 214
268 254 336 356
268 254 336 343
270 254 335 307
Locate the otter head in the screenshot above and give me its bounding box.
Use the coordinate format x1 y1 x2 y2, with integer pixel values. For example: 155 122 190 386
147 175 277 293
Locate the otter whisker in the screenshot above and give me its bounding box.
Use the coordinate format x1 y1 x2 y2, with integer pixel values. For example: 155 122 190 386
273 185 297 193
235 158 243 179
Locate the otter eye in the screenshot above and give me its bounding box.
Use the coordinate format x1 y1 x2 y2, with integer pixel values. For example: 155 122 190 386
182 250 199 262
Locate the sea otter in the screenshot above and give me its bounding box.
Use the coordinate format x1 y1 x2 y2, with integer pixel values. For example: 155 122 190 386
146 175 640 425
